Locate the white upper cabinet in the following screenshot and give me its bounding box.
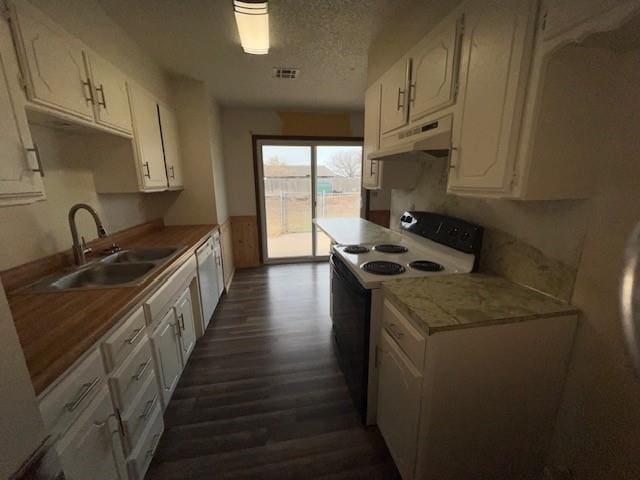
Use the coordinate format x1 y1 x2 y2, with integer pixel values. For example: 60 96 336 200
86 54 132 134
0 16 44 205
408 15 463 123
128 84 168 191
158 103 183 190
379 57 411 135
362 81 382 190
447 0 537 194
8 0 94 121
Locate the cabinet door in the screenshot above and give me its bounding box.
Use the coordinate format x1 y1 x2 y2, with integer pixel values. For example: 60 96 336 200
128 85 168 191
150 309 183 406
379 58 410 135
377 331 422 480
0 17 44 204
86 54 132 134
56 386 125 480
448 0 536 194
409 16 462 122
9 1 94 121
158 104 183 189
362 82 381 190
175 288 197 362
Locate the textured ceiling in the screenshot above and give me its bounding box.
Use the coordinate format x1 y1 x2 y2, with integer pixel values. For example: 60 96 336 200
97 0 412 110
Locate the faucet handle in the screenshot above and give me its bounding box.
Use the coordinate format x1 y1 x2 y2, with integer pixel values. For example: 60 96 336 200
81 236 93 255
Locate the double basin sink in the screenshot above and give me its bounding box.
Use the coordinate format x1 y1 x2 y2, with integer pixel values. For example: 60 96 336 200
26 246 184 292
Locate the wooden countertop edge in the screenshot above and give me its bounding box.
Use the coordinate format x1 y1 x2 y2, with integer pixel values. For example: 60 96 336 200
12 224 217 397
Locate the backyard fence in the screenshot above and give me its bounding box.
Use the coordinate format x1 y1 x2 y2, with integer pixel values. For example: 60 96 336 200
265 192 360 237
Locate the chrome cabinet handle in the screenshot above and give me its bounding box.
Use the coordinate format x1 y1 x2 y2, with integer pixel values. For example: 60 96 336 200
169 165 175 179
82 79 95 104
179 313 185 331
396 87 406 111
140 394 159 419
387 323 405 340
132 359 151 381
26 144 44 177
449 146 459 169
409 82 416 104
65 377 100 412
96 84 107 108
125 327 144 345
143 162 151 178
146 433 161 458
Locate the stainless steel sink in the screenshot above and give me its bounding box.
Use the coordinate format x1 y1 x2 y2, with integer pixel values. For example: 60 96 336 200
24 246 185 293
102 247 180 264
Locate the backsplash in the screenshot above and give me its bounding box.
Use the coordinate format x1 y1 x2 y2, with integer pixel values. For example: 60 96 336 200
390 157 590 301
0 125 177 271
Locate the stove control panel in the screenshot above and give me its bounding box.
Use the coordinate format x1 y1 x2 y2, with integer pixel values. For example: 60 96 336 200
400 211 483 256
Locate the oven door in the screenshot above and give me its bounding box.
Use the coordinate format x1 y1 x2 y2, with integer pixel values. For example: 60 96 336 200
330 254 371 423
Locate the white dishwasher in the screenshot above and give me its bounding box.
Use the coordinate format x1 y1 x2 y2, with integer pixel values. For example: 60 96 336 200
196 236 220 332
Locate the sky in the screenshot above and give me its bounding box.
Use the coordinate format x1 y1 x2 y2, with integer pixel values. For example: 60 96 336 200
262 145 362 167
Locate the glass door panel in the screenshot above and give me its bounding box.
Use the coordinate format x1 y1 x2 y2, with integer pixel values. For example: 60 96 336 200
315 145 363 256
261 145 312 259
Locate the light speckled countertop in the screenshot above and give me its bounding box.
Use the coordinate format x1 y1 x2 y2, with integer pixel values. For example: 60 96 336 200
382 273 578 335
315 217 403 245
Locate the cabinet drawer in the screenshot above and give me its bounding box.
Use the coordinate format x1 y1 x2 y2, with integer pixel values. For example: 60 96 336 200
102 306 146 372
144 254 197 328
122 373 160 454
127 403 164 480
382 299 426 370
40 348 105 438
109 336 154 413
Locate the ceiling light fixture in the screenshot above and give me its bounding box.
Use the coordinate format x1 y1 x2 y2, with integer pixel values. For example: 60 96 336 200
233 0 269 55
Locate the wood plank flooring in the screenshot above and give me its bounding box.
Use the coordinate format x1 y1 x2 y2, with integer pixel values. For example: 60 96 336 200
146 263 399 480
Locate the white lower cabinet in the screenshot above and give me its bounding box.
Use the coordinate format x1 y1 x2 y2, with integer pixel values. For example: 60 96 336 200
377 330 422 480
151 308 184 407
176 287 197 362
56 386 126 480
127 405 164 480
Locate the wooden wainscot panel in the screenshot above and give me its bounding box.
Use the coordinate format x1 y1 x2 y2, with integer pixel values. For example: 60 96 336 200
230 216 261 269
367 210 391 228
219 220 235 290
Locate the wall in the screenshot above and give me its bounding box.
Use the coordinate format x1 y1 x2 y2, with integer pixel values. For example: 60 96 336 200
163 79 219 226
0 280 49 478
210 99 229 225
546 48 640 480
0 125 175 270
221 108 365 217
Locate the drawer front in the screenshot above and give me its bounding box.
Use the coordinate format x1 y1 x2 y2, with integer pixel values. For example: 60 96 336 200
127 404 164 480
382 299 426 370
110 336 154 413
102 306 147 372
122 373 160 453
144 254 197 328
40 348 106 437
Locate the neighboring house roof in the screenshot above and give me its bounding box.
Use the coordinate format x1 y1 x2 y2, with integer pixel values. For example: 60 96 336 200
264 164 338 178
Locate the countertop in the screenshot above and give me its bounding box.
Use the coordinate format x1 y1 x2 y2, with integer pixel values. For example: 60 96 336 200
382 273 578 335
315 217 403 245
7 224 216 395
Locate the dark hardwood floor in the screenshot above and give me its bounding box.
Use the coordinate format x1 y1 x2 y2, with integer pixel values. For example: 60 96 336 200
146 263 399 480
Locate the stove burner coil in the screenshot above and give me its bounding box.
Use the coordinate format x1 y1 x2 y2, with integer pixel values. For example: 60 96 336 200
343 245 370 254
373 244 408 254
362 261 406 275
409 260 444 272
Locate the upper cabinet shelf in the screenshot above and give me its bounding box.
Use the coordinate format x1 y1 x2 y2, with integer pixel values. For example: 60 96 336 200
365 0 640 200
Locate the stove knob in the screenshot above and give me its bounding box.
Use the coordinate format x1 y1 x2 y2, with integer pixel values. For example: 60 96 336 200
461 232 470 241
448 227 459 237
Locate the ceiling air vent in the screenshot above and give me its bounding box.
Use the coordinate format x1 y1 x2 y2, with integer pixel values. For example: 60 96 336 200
273 67 300 79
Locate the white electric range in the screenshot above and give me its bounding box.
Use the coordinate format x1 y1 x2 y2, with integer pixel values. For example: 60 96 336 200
328 212 483 425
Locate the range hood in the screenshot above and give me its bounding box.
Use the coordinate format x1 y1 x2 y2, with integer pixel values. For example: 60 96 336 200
369 115 452 160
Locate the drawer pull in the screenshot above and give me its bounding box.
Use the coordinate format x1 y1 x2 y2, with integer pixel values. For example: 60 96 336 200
146 433 161 458
132 359 151 381
125 327 145 345
65 377 100 412
140 394 159 419
387 323 405 340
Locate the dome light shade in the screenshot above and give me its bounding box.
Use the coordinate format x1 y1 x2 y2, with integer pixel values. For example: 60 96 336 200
233 1 269 55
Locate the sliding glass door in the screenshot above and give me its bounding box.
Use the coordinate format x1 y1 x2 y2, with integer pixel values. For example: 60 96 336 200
256 139 363 263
